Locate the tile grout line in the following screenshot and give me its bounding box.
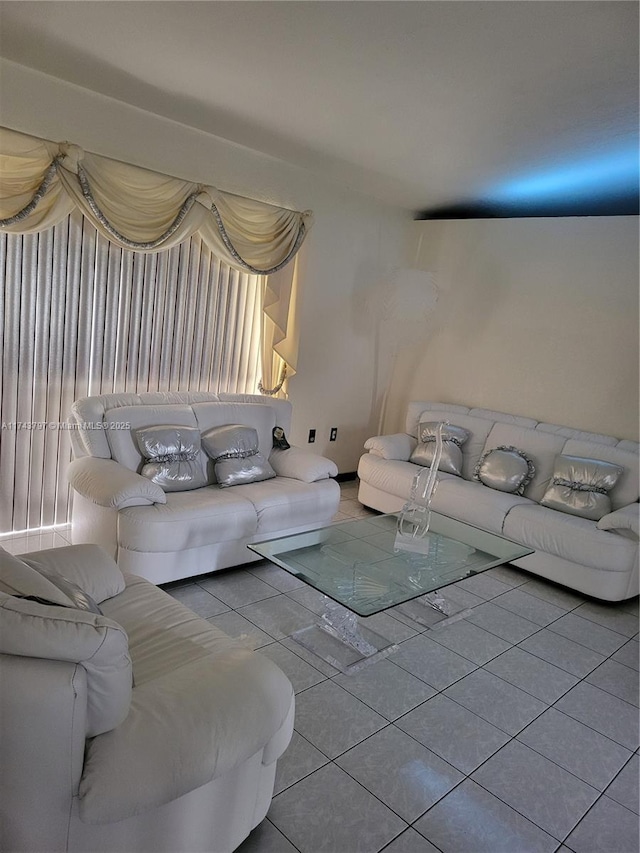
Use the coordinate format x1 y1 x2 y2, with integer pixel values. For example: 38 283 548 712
170 579 638 757
164 489 637 853
263 817 304 853
298 639 634 839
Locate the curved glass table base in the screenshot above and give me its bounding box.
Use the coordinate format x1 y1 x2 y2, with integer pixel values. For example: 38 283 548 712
395 591 474 628
292 596 398 674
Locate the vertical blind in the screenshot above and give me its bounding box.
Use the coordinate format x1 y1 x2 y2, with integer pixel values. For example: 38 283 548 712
0 209 262 533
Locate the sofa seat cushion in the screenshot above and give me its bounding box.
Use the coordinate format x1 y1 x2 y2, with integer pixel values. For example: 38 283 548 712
118 488 257 552
236 477 340 535
79 577 294 824
430 477 533 536
503 504 637 573
100 574 240 685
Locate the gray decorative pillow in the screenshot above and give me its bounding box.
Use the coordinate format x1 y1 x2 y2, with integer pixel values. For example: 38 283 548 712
136 425 208 492
410 422 470 476
474 446 535 495
202 424 276 488
541 455 623 521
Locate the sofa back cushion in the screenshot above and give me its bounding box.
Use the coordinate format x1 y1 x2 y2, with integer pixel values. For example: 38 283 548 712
481 424 566 503
405 402 471 438
534 422 618 446
70 393 294 463
561 440 639 510
71 393 145 458
218 393 293 437
19 545 126 604
91 400 282 491
617 440 640 454
0 547 78 606
468 407 538 428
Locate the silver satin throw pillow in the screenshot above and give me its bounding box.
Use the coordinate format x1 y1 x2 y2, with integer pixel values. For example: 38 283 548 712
201 424 276 487
136 425 209 492
474 445 535 495
410 422 470 476
541 454 623 520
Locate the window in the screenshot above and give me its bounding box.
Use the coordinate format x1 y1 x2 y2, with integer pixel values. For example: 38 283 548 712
0 210 262 533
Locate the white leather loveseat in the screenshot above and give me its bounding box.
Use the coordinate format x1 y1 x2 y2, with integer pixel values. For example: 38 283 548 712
68 392 340 584
358 402 639 601
0 543 294 852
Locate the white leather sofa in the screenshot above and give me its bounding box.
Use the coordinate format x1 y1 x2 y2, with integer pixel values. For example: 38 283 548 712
68 392 340 584
358 402 639 601
0 543 294 852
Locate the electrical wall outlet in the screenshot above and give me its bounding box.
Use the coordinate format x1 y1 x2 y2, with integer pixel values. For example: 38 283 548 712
330 427 338 441
308 428 316 443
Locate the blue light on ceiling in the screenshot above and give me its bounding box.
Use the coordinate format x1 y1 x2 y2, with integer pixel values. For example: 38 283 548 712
487 148 639 206
416 144 640 218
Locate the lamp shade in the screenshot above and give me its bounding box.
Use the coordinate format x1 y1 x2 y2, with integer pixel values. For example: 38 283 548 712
365 268 438 346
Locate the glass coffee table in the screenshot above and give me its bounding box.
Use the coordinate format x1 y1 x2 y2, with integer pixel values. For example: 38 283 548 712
248 512 532 674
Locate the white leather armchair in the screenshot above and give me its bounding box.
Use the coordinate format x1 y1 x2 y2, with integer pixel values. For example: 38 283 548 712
0 544 294 852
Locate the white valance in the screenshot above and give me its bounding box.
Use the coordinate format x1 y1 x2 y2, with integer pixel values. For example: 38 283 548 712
0 127 312 273
0 126 309 385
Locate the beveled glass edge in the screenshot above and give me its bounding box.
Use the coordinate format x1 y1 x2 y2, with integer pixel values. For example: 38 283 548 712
248 511 533 563
247 511 534 617
245 551 533 618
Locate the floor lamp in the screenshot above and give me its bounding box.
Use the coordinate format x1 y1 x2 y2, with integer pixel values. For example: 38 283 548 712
367 268 439 435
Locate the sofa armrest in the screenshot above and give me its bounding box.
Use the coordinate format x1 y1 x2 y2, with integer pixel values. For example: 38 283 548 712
68 457 167 509
364 433 417 461
0 655 88 851
78 648 293 824
19 545 126 603
1 596 131 736
597 503 640 540
269 447 338 483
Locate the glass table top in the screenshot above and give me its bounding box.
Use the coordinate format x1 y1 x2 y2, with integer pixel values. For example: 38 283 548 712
248 512 533 617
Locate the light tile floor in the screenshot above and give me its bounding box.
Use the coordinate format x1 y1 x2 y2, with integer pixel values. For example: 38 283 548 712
5 484 638 852
175 481 639 853
0 524 72 554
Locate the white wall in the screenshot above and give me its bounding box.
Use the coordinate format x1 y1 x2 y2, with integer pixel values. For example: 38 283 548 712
0 59 410 471
385 216 639 441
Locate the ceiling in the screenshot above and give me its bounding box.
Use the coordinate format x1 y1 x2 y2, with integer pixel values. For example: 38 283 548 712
0 1 638 215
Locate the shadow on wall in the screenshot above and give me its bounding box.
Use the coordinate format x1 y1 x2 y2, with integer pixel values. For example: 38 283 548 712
379 228 513 433
351 263 440 436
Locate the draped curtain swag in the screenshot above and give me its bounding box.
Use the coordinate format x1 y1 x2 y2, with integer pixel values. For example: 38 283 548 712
0 126 311 387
